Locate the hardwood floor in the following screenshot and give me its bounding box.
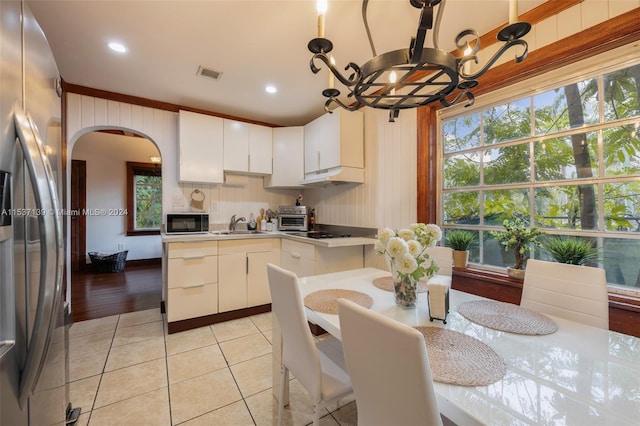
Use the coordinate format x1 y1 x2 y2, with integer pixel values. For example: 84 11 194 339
70 261 162 322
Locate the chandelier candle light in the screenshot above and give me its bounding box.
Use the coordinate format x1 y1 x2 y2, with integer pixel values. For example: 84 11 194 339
308 0 531 122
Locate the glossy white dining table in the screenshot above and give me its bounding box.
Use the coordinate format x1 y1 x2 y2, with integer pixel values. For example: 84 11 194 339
271 267 640 425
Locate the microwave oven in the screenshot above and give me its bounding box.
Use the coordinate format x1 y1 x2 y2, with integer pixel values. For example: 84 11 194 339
165 213 209 234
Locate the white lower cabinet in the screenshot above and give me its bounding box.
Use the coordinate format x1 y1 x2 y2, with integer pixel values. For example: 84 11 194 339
164 236 367 325
281 239 364 278
166 241 218 322
218 238 281 312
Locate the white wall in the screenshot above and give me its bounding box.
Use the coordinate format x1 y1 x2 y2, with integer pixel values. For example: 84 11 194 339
176 178 299 230
72 131 161 260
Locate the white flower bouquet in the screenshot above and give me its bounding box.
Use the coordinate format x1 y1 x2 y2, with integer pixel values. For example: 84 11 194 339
375 223 442 281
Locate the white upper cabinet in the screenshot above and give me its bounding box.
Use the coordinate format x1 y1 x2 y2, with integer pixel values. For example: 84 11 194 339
223 119 272 174
248 124 273 174
179 110 224 183
264 126 304 188
303 109 364 173
223 119 249 172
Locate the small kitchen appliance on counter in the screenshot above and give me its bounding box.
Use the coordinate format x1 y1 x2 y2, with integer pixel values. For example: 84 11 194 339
165 212 209 234
277 205 308 231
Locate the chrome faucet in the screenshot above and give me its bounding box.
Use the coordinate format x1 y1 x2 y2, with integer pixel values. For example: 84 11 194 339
229 214 246 231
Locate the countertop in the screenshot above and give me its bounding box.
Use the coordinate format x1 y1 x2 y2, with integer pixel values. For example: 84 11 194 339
161 230 377 248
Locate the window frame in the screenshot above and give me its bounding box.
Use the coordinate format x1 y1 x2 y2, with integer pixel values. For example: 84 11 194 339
126 161 162 236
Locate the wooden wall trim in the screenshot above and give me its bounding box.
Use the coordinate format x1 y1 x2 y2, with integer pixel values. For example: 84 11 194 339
416 106 437 224
61 81 279 128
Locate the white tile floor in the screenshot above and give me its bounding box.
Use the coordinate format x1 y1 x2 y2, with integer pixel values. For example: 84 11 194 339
69 309 357 426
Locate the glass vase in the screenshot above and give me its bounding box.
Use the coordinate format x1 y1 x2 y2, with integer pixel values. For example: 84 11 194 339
390 263 418 308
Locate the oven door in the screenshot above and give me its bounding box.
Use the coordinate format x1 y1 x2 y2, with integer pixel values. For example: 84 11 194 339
278 214 308 231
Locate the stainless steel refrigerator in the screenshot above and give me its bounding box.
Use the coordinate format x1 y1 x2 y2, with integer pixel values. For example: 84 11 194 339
1 1 76 424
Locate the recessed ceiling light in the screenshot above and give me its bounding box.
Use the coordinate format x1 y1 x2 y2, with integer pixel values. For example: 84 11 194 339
107 41 127 53
265 85 277 94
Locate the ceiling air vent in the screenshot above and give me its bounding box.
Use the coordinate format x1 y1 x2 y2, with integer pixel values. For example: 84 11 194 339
197 66 222 80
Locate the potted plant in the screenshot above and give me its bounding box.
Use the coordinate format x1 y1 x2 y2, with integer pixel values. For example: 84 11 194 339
542 236 598 265
490 218 545 280
445 229 477 268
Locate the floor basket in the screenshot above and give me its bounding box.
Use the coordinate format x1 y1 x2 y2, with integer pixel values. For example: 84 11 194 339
88 250 128 273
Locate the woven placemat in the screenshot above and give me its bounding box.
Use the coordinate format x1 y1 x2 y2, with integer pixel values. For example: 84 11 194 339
372 276 428 293
304 289 373 315
415 327 506 386
457 300 558 335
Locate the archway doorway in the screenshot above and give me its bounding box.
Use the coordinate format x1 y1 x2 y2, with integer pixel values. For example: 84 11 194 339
70 130 162 321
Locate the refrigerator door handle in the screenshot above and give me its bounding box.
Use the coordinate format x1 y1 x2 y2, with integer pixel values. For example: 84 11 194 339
13 103 64 408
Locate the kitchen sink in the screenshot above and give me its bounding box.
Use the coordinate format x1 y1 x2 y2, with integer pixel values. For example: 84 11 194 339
210 230 268 235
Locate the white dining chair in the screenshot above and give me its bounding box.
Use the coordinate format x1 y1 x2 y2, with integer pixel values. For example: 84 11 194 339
338 298 443 426
266 263 352 426
425 246 453 278
521 259 609 329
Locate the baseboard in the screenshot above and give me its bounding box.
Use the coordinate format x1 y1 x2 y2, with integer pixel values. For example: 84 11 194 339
167 304 271 334
126 258 161 266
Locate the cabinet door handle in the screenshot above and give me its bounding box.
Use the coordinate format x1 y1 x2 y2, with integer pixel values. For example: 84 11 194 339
183 255 205 260
246 256 249 274
183 283 205 289
291 252 301 259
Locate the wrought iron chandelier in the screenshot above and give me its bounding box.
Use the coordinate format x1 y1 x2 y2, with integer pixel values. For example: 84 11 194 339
308 0 531 121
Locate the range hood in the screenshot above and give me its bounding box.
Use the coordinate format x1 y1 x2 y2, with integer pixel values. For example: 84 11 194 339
299 166 364 186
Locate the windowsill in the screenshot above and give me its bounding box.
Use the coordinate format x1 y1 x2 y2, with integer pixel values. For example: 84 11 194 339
453 266 524 289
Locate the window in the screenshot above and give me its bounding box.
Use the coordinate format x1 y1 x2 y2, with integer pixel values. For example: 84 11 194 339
126 162 162 236
440 59 640 293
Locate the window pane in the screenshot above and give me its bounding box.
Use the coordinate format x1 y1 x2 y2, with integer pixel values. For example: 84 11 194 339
442 191 480 225
483 98 530 145
534 78 599 135
483 189 529 225
534 132 598 181
483 232 511 268
603 124 640 176
603 182 640 232
534 184 598 230
444 154 480 188
443 113 481 153
536 235 598 264
603 237 640 288
483 231 546 268
483 144 530 185
604 64 640 122
134 174 161 230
